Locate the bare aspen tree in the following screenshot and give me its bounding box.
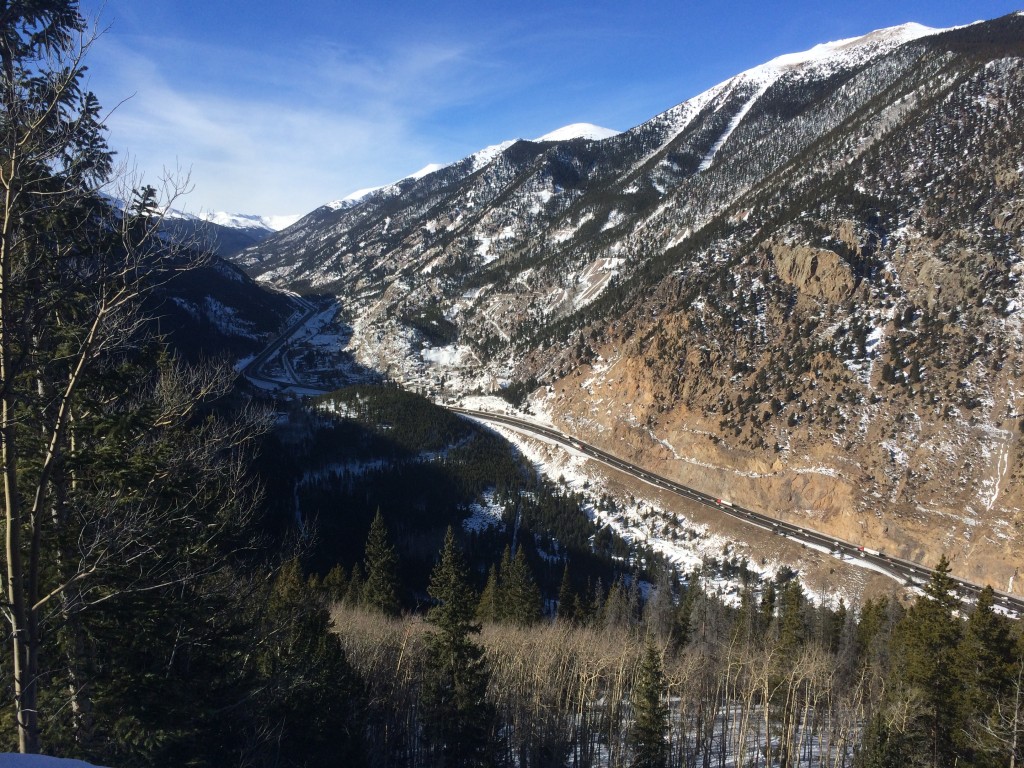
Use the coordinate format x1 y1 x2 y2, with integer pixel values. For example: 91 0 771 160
974 653 1024 768
0 2 254 753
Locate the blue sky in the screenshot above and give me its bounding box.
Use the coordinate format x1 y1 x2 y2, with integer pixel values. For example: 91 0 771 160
78 0 1022 217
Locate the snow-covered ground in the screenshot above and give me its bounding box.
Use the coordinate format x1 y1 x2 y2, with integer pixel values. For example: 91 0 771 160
463 490 505 533
0 757 105 768
454 397 922 609
480 420 784 605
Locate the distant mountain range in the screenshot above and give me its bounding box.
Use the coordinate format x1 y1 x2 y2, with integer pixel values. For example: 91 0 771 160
228 13 1024 595
158 208 299 258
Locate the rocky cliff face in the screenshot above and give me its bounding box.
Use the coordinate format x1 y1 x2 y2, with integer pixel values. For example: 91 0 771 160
234 14 1024 594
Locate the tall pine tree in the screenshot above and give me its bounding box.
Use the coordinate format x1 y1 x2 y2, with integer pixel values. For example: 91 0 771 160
556 563 578 625
361 509 402 616
629 641 669 768
421 528 495 767
955 585 1016 766
476 564 501 624
250 559 366 767
0 2 244 754
893 555 963 768
502 547 543 626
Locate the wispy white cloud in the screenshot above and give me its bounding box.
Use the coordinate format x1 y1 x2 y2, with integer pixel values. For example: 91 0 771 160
86 33 502 215
79 0 1024 216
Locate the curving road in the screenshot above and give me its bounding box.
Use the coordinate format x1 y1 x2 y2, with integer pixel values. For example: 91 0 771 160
240 296 1022 618
452 407 1024 616
242 299 333 393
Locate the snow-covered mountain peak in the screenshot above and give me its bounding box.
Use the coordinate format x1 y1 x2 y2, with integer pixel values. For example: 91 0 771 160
201 211 300 233
747 21 941 78
262 213 303 231
631 19 947 162
469 139 518 171
535 123 620 142
328 185 385 209
141 204 300 234
410 163 445 180
324 128 616 213
315 18 954 222
325 143 520 212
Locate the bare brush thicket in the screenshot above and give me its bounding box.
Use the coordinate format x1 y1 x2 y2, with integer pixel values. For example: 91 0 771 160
332 602 875 768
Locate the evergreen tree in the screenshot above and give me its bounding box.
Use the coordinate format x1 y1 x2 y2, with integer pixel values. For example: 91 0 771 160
589 578 608 627
856 714 916 768
496 545 514 620
643 567 677 640
777 579 806 654
893 555 963 768
321 563 349 604
629 641 669 768
980 639 1024 768
760 580 778 625
503 547 543 626
955 585 1016 765
626 573 643 627
361 509 402 616
827 599 848 653
251 559 366 767
556 563 578 624
346 563 366 606
0 2 268 755
0 1 130 752
672 584 695 650
421 528 495 767
476 564 501 624
734 579 761 644
856 596 900 667
603 576 632 630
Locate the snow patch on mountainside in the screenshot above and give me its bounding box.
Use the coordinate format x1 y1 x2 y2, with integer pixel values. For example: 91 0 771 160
744 21 940 81
463 490 505 533
470 140 517 171
535 123 620 142
698 79 776 170
410 162 445 179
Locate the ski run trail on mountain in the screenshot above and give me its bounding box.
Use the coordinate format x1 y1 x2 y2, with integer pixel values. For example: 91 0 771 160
698 78 775 171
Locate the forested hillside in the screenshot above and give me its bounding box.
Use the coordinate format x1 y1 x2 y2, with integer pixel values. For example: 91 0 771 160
331 561 1024 768
0 3 358 764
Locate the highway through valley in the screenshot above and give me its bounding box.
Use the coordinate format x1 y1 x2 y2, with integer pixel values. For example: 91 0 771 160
452 407 1024 616
241 300 332 393
239 306 1022 616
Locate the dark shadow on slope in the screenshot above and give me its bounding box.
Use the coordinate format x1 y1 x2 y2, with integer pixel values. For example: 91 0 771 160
265 386 652 608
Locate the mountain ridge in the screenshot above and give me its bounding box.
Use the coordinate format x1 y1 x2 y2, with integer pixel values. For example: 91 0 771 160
232 12 1024 595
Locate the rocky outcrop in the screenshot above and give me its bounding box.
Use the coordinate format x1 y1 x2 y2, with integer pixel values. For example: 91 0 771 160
771 243 855 302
